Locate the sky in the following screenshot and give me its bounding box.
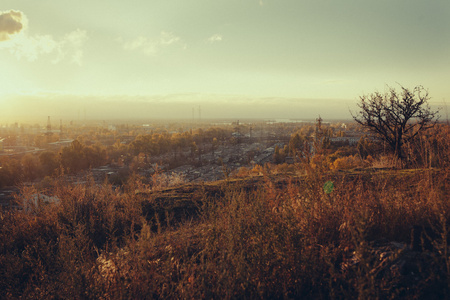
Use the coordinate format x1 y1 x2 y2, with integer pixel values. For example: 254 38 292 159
0 0 449 122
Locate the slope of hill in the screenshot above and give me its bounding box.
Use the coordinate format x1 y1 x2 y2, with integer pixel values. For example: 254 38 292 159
0 167 449 299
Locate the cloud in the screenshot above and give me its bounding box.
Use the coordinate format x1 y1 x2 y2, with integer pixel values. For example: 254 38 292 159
7 34 56 61
52 29 88 65
1 26 88 65
122 31 186 56
0 10 87 65
0 10 26 41
159 31 181 46
207 34 223 43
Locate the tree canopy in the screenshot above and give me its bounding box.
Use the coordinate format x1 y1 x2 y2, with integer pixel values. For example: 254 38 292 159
352 85 439 160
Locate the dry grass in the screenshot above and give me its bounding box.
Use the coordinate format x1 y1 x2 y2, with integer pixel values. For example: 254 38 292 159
1 165 449 299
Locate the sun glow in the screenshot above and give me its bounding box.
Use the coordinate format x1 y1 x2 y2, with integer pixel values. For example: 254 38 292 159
0 1 448 121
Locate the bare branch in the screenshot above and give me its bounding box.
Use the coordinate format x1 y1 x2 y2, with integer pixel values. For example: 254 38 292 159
352 85 439 160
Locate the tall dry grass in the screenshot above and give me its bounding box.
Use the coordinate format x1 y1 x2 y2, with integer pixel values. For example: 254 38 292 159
0 163 449 298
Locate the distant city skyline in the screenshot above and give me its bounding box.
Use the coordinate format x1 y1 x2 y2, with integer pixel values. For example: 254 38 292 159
0 93 362 123
1 1 449 121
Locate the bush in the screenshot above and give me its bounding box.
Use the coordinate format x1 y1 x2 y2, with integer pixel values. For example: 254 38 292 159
331 155 364 170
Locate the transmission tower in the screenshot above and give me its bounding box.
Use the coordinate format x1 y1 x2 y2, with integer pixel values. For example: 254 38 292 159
46 116 52 136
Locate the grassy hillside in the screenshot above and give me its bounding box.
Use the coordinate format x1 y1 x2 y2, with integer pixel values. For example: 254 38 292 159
1 167 449 299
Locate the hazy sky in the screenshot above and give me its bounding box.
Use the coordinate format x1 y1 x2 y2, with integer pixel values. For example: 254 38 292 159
1 1 449 121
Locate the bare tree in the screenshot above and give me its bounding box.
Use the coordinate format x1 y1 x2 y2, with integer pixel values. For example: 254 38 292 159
352 85 439 160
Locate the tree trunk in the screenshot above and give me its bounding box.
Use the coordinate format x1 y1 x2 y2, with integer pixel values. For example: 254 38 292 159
395 129 403 160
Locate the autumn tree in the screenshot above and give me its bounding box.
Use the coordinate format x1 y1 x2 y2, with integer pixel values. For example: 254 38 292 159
289 133 310 158
21 153 41 180
273 145 284 164
352 85 439 160
60 139 85 173
39 151 59 176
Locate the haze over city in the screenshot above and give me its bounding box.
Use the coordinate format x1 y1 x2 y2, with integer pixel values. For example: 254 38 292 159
1 0 449 122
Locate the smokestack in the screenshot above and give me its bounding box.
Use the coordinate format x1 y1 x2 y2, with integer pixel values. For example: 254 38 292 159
47 116 51 132
46 116 52 136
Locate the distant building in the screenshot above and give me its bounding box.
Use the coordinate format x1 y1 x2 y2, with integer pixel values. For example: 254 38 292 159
47 139 74 149
23 194 60 212
329 137 360 145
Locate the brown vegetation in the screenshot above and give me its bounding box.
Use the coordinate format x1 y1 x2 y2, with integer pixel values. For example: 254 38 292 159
1 121 449 299
1 161 449 299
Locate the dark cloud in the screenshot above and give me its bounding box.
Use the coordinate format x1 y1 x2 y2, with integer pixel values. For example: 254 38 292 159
0 10 25 41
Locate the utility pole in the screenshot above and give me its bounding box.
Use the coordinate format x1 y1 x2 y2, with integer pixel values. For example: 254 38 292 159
46 116 52 136
59 119 63 140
